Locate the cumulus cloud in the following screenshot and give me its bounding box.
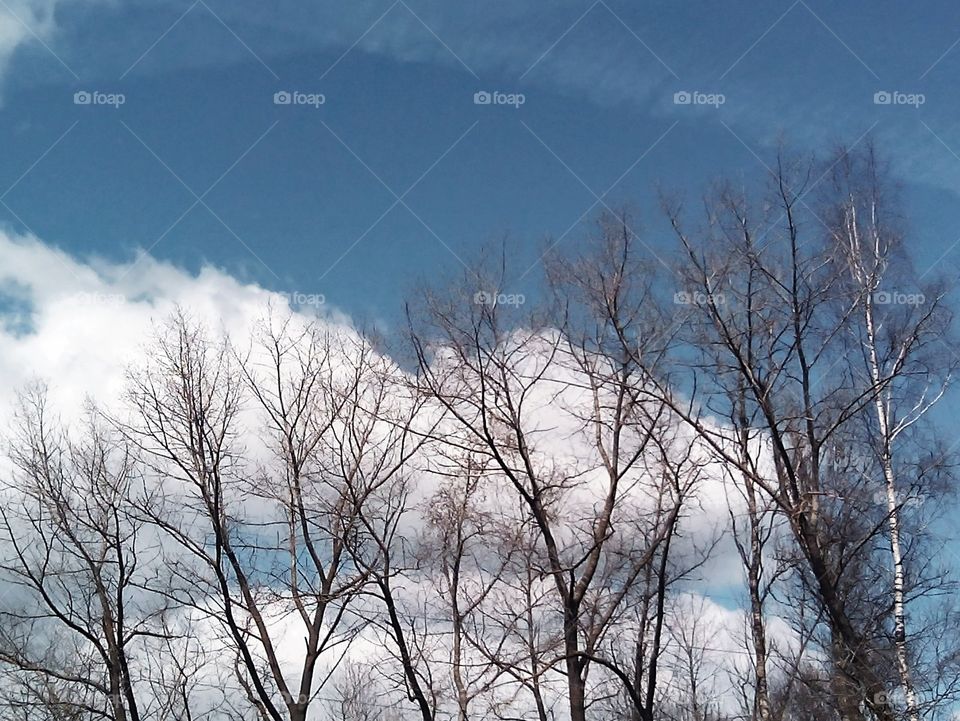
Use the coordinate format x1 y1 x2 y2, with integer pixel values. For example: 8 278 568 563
0 230 800 720
0 224 764 580
0 229 346 420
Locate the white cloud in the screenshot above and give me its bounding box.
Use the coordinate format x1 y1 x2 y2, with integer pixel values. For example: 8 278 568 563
0 230 806 720
0 230 353 420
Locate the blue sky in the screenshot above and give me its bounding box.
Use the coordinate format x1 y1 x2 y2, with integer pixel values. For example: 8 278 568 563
1 3 960 695
2 0 960 320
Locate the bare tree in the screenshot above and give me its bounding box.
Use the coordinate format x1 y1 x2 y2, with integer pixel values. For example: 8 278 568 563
825 144 957 721
408 220 704 721
0 385 204 721
724 452 783 721
662 598 726 721
2 139 957 721
415 452 512 721
660 146 958 721
324 339 440 721
662 168 895 720
463 511 560 721
116 310 393 721
329 662 404 721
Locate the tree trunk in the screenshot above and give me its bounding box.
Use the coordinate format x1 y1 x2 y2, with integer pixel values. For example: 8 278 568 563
563 600 587 721
745 476 772 721
865 292 920 721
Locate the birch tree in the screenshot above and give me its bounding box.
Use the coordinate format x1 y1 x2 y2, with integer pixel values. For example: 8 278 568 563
661 146 959 720
825 144 956 721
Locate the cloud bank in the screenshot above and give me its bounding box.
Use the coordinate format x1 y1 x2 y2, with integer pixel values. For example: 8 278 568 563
0 229 800 719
